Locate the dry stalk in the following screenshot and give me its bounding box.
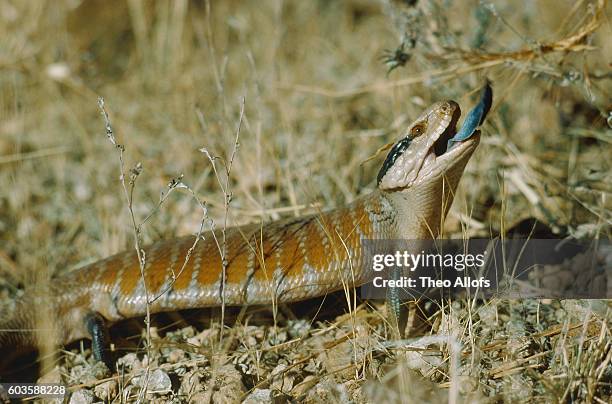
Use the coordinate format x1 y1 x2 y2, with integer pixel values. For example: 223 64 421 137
98 97 153 401
198 96 246 344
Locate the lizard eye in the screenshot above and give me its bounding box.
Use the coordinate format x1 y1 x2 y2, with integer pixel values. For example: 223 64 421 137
410 123 427 137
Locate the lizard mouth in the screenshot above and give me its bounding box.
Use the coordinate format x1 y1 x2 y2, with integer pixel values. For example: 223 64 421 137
415 83 491 187
413 106 480 187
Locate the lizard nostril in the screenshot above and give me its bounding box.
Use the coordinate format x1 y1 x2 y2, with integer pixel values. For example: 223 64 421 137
439 101 458 114
437 101 460 120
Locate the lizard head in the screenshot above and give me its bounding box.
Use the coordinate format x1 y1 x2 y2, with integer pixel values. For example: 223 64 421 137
376 100 480 191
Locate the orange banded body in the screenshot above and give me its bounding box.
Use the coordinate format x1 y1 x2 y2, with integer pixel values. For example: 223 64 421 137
49 191 397 343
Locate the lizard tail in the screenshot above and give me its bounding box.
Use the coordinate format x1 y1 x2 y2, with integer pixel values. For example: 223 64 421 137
0 296 37 345
0 292 57 374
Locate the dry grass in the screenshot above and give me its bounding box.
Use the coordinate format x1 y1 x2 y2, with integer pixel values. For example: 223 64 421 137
0 0 610 402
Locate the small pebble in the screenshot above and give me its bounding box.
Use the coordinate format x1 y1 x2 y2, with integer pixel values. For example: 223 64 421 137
69 389 95 404
132 368 172 392
243 388 272 404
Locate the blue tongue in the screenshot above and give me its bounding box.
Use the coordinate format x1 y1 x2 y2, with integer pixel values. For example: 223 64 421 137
447 82 493 151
